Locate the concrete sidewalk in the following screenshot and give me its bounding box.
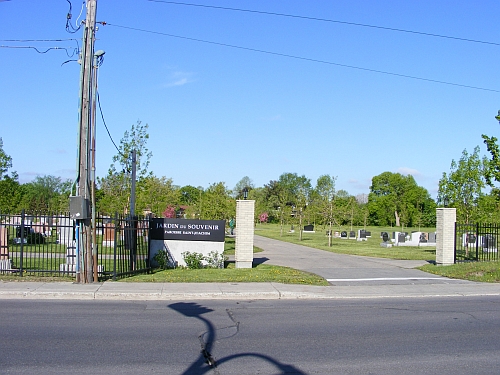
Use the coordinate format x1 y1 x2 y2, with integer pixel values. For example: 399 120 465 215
1 280 500 300
0 235 499 300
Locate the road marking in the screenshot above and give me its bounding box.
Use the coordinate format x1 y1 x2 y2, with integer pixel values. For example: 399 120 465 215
326 277 446 282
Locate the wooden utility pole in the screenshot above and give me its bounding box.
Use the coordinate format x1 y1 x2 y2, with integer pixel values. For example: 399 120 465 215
75 0 98 283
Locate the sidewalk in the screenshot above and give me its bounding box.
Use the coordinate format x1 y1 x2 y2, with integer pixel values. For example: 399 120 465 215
1 280 499 300
1 235 499 300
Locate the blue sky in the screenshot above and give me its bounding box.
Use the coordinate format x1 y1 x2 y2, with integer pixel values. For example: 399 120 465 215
1 0 499 198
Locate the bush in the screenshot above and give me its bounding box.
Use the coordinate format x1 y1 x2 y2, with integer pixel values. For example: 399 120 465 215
182 251 205 269
205 251 226 269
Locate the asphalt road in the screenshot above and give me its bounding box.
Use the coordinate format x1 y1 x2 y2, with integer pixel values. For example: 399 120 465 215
1 297 499 374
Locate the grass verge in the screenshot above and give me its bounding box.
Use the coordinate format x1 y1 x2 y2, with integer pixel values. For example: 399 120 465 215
418 262 500 283
122 263 328 285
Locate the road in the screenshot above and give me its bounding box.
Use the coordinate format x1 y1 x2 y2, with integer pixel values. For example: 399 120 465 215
1 297 499 374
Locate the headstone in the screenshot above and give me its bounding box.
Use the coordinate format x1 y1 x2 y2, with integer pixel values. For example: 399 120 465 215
419 232 428 243
381 232 392 248
334 231 340 238
349 231 356 239
357 229 367 241
483 235 497 252
103 223 115 247
428 232 437 243
398 233 406 243
340 231 348 239
303 224 314 232
0 226 11 271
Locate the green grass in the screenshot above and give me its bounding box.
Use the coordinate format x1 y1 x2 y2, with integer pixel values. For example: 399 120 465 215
255 223 436 260
122 263 328 285
419 262 500 283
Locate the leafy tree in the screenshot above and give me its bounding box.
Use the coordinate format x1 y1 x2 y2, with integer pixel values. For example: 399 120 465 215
109 120 152 178
0 137 13 179
19 175 71 212
233 176 254 199
438 146 486 224
98 120 153 214
0 174 22 212
314 174 336 246
482 111 500 186
136 176 180 216
197 182 235 221
368 172 434 228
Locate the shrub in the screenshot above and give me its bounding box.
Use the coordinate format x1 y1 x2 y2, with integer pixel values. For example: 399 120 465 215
182 251 205 269
204 251 226 269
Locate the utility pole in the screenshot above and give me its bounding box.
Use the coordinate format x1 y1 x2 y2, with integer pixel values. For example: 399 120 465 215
74 0 98 283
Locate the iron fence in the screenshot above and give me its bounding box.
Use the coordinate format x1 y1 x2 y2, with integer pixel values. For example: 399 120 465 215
0 211 151 280
455 222 500 263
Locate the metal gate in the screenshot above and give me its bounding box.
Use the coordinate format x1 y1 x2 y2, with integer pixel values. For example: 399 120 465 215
455 223 500 263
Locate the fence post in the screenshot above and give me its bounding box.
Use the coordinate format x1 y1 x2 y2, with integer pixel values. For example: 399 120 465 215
113 213 118 281
436 208 456 265
19 209 25 276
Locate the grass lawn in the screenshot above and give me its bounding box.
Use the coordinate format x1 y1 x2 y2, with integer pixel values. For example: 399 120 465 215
418 262 500 283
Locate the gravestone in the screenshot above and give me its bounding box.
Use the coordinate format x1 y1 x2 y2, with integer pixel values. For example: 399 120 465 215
0 226 11 271
380 231 392 248
398 233 406 243
103 223 115 247
419 232 428 243
483 235 497 252
428 232 437 243
303 224 314 232
334 231 340 238
340 231 348 239
357 229 367 241
349 231 356 239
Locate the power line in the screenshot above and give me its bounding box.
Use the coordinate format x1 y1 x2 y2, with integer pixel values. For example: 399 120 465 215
105 23 500 93
96 91 123 157
0 45 78 57
147 0 500 47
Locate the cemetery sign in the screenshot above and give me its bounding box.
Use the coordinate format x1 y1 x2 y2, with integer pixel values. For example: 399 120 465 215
150 218 225 242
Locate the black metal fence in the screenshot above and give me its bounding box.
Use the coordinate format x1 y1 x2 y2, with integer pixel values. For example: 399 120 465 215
455 223 500 263
0 211 151 280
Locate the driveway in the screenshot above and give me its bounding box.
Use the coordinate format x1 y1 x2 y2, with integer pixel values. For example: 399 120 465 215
253 235 467 286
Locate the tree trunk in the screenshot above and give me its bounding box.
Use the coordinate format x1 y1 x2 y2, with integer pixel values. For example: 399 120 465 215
395 211 400 227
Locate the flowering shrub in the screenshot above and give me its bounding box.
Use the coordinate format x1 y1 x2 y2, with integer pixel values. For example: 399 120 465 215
162 205 176 218
259 212 268 223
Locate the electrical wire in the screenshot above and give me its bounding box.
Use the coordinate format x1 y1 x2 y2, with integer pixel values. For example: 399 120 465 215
96 91 125 158
105 23 500 93
147 0 500 47
0 45 78 57
66 0 84 34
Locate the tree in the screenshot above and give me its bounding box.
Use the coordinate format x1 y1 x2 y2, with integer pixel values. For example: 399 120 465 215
0 137 13 179
368 172 434 228
0 174 22 212
482 111 500 186
438 146 486 224
18 175 71 212
233 176 254 199
199 182 235 221
314 174 336 246
109 120 152 179
136 176 180 216
99 120 153 214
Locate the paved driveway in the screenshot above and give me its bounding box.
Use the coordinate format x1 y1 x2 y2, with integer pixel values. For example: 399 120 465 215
253 235 467 286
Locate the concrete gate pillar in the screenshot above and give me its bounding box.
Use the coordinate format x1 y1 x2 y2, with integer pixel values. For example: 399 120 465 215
436 208 456 266
235 200 255 268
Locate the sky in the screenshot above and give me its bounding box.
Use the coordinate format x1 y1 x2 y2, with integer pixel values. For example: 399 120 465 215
1 0 499 199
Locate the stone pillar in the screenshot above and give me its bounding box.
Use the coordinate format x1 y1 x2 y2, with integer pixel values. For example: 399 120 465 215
436 208 456 265
235 200 255 268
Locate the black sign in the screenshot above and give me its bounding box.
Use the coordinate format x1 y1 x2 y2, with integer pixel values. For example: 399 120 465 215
150 218 225 242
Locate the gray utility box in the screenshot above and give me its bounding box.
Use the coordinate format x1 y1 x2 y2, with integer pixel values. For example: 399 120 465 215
69 196 89 220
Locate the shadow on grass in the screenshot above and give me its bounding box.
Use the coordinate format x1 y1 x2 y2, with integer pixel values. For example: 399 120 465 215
224 257 269 269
